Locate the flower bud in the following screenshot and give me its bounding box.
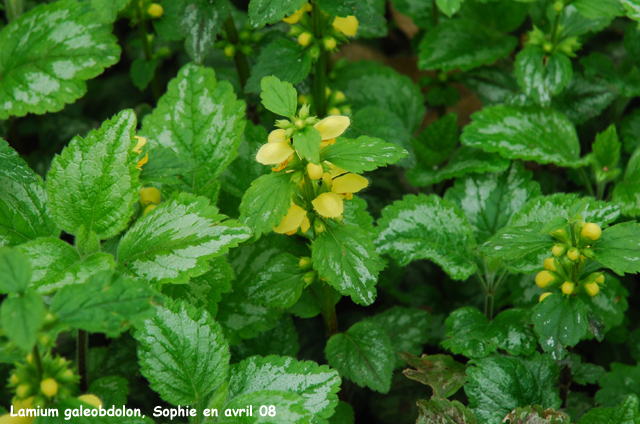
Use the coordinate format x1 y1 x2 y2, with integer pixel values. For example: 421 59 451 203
596 274 605 284
78 394 103 409
334 91 345 102
543 257 556 271
139 187 161 206
144 204 157 214
554 1 563 12
40 379 58 398
17 384 30 399
147 3 163 18
539 292 552 302
307 163 324 180
133 135 147 153
535 271 555 288
552 244 566 257
298 94 308 104
310 46 321 60
10 374 19 385
299 257 312 270
584 282 599 297
551 228 570 243
581 223 601 241
567 247 579 262
323 37 337 50
303 271 316 285
328 107 341 116
313 219 325 234
561 281 574 295
298 32 312 46
224 45 235 58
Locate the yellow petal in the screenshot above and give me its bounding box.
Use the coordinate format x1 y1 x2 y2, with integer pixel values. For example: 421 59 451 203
314 116 350 140
307 163 324 180
139 187 161 205
256 141 295 165
274 204 307 234
78 394 103 409
268 129 288 143
312 192 344 218
328 164 347 178
332 15 358 36
136 153 149 170
133 136 147 153
283 7 305 23
301 216 311 233
331 173 368 194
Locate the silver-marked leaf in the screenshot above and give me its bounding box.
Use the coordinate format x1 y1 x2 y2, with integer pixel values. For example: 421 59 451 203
532 294 589 360
219 390 311 424
216 290 283 345
325 321 394 393
462 105 585 168
46 109 140 240
248 0 307 27
417 398 477 424
321 136 408 173
0 0 120 119
418 19 517 72
581 394 640 424
141 63 246 186
51 270 159 335
0 140 59 247
246 253 306 309
406 146 510 187
91 0 130 23
182 0 230 63
375 194 477 280
445 162 541 244
117 193 251 286
515 47 573 106
231 315 300 361
228 355 342 421
313 224 382 306
19 237 114 294
135 301 230 406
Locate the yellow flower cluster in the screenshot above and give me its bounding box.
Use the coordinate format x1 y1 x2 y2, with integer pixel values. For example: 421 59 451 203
255 115 368 236
537 221 604 302
282 2 358 50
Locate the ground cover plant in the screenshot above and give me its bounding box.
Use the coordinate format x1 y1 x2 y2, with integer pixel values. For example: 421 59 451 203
1 0 640 422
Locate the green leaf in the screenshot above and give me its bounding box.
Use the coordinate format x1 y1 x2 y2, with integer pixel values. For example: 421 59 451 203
417 398 477 424
141 63 246 185
46 109 139 240
532 294 589 360
580 395 640 424
239 171 296 240
216 290 283 345
329 401 355 424
462 105 584 168
465 353 561 424
342 196 376 239
418 19 517 72
51 270 158 335
613 181 640 217
407 146 511 187
248 0 307 27
412 113 458 167
486 308 537 357
436 0 463 16
445 162 541 244
623 0 640 22
592 125 622 183
231 315 300 361
570 354 606 386
89 376 129 407
161 256 234 317
596 365 640 408
401 353 467 399
313 224 382 306
592 222 640 275
581 274 629 332
333 62 426 133
91 0 130 23
572 0 624 19
344 106 414 168
441 307 496 359
0 292 44 351
0 140 60 247
621 110 640 154
0 247 31 294
325 320 394 393
504 405 570 424
118 193 251 286
0 0 120 119
218 390 310 424
293 126 322 164
321 136 408 173
246 253 306 309
227 355 342 421
182 0 230 63
19 237 113 294
260 75 298 117
135 301 229 406
553 73 616 125
138 147 198 185
130 57 157 91
221 123 269 198
515 47 573 106
368 306 431 368
375 194 477 280
247 40 312 94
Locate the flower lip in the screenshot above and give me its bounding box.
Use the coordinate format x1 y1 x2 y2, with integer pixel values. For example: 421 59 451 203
312 192 344 218
256 141 295 165
332 16 358 36
274 203 307 234
314 116 350 140
331 173 368 195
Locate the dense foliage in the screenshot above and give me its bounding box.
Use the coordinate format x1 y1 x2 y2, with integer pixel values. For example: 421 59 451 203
1 0 640 423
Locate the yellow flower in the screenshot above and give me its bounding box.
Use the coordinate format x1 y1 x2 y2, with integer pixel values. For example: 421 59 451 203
539 292 552 302
283 4 310 24
139 187 161 206
581 223 601 241
307 163 324 180
567 248 579 261
144 204 157 214
298 32 312 46
148 3 163 18
314 116 350 140
274 203 310 235
256 141 295 165
312 192 344 218
595 274 605 283
324 37 337 50
561 281 574 295
552 244 566 257
535 271 554 288
0 398 36 424
584 282 599 296
40 378 58 398
328 165 348 178
268 129 288 143
332 16 358 36
543 257 556 271
137 153 149 170
331 173 368 199
78 394 103 408
133 136 147 153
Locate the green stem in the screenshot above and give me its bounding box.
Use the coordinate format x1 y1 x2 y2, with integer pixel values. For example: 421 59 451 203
77 330 89 392
550 10 562 44
578 168 595 197
4 0 24 21
320 282 338 337
31 345 43 380
431 0 439 27
596 181 606 201
137 7 161 102
311 0 327 118
223 16 251 92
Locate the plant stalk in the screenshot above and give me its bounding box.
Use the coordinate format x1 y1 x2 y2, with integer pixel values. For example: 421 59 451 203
320 282 338 337
31 345 43 380
223 16 251 92
4 0 24 21
137 6 161 102
578 168 595 197
311 0 328 118
77 330 89 392
431 0 439 27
